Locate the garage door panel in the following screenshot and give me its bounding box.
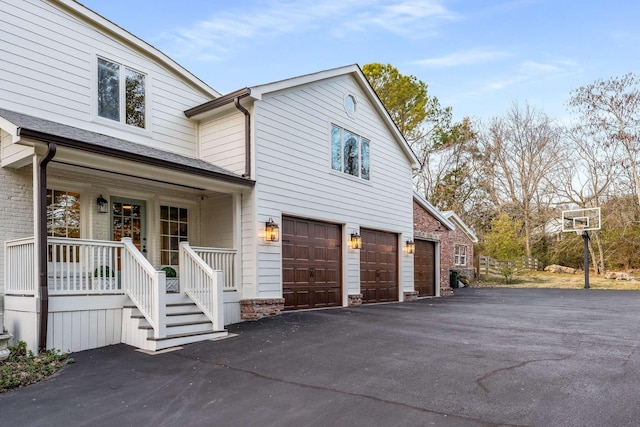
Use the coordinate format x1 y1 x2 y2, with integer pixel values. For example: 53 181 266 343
283 216 342 310
414 240 435 296
360 228 398 304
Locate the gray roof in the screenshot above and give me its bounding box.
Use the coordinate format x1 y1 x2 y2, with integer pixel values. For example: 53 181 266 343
0 108 252 186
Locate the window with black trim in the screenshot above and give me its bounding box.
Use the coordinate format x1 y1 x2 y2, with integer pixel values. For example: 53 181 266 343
97 57 146 128
331 124 370 180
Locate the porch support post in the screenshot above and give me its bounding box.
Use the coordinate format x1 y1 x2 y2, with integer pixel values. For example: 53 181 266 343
232 193 242 291
37 143 56 352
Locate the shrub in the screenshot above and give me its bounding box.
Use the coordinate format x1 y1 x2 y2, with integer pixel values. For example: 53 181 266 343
161 266 177 278
0 341 72 392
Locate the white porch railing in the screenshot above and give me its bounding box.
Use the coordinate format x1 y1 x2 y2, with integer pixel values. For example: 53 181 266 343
180 242 224 331
191 246 237 290
121 238 166 339
5 237 36 295
48 237 123 294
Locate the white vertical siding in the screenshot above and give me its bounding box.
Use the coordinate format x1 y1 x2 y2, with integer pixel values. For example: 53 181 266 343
199 110 246 175
253 74 414 299
0 0 212 157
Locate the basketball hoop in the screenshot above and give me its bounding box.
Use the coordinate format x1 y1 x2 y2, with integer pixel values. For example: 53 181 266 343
575 224 585 236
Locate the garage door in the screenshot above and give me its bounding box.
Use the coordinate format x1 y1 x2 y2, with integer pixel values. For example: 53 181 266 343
414 239 436 296
282 216 342 310
360 228 398 303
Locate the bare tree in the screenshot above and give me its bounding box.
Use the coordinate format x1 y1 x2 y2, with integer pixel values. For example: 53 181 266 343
569 73 640 213
554 126 622 273
479 102 565 257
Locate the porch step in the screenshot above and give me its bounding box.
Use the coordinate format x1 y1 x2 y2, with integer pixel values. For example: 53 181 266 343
122 294 228 352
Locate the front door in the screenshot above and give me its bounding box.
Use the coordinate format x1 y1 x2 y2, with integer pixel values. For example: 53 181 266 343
111 197 147 256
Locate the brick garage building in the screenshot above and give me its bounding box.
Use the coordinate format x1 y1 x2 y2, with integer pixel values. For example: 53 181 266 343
441 211 478 286
413 193 479 295
413 193 455 296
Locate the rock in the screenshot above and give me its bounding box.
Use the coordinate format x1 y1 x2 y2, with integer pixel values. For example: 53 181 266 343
544 264 577 274
605 271 635 281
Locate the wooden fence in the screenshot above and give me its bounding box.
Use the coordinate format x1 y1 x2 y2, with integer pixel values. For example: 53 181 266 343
478 256 543 275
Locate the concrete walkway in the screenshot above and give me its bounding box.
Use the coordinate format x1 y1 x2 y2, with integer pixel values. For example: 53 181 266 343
1 288 639 426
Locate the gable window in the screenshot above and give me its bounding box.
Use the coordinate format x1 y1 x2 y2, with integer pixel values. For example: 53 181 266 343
47 189 80 238
331 124 370 180
160 206 188 266
454 245 467 266
97 57 146 128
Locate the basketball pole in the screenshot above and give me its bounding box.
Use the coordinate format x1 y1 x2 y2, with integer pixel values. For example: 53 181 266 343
582 230 590 289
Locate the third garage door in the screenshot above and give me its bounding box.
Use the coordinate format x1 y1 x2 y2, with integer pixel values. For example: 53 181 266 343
360 228 398 303
414 239 435 296
282 216 342 310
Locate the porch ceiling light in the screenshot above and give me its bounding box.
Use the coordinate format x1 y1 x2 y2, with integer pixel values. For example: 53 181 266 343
405 239 416 255
350 231 362 250
97 195 108 214
265 218 280 242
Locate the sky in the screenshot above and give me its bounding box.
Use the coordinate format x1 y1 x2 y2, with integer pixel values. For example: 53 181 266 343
78 0 640 124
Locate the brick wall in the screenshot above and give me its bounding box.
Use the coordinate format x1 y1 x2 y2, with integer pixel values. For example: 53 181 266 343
413 200 476 290
0 166 34 310
441 223 476 284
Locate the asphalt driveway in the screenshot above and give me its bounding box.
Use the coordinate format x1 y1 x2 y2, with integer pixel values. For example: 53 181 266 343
1 288 639 427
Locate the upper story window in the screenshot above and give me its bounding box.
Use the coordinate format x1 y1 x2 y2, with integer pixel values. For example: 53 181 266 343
454 245 467 266
47 189 80 238
97 58 146 128
344 94 357 117
331 124 370 180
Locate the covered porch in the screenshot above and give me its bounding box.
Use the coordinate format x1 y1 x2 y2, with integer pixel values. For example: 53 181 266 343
0 108 255 352
5 236 237 352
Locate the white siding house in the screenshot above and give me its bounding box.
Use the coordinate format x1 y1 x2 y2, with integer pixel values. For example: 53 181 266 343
0 0 252 352
187 66 419 315
1 1 420 353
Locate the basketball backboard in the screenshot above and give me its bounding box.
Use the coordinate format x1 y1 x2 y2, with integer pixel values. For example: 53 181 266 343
561 207 601 233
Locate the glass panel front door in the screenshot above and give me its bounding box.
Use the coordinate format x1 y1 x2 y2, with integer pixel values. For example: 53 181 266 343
112 197 146 255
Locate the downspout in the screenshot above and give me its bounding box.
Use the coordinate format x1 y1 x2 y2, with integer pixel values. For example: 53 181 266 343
38 143 56 352
234 97 251 179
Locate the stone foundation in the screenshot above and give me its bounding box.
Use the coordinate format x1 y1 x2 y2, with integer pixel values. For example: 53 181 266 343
440 286 454 297
240 298 285 320
403 291 419 302
348 294 363 306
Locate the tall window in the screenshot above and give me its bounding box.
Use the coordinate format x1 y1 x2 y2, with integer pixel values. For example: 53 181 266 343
331 124 370 180
98 58 146 128
455 245 467 266
160 206 188 266
47 190 80 238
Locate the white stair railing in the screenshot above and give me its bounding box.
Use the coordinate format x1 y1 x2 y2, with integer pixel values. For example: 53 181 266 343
191 246 237 290
5 237 36 295
180 242 224 331
121 238 166 339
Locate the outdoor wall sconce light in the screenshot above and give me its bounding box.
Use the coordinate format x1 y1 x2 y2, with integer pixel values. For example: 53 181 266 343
350 231 362 250
405 239 416 255
264 218 280 242
97 195 108 214
435 221 445 232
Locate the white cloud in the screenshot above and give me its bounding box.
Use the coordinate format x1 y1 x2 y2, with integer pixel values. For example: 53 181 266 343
156 0 459 61
414 49 509 67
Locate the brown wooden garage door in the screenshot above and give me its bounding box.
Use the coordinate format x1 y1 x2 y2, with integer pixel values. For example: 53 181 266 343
282 216 342 310
414 239 436 296
360 228 398 303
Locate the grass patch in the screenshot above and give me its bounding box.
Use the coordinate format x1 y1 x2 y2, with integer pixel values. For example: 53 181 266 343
0 341 73 393
475 270 640 290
